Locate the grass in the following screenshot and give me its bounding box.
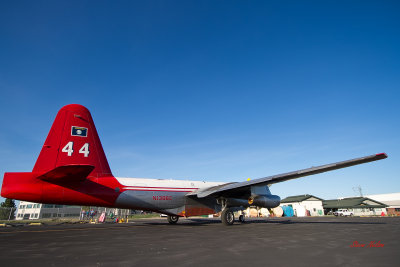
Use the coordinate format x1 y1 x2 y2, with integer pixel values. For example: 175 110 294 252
127 213 161 219
0 218 83 224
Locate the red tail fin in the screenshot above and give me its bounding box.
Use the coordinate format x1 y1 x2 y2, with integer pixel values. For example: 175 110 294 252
32 104 112 178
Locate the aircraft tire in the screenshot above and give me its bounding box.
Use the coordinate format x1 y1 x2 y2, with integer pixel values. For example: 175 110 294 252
221 208 235 225
167 215 179 224
239 214 245 223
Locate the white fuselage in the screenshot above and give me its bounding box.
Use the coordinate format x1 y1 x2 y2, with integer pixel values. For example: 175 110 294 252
114 177 224 216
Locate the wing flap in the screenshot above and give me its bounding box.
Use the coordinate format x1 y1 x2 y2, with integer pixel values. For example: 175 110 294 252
194 153 387 198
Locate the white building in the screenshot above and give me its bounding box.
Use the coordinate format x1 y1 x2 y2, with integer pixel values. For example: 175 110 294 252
16 201 134 220
16 201 81 220
280 194 324 216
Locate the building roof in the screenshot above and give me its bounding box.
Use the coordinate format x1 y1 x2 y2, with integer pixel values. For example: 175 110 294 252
366 192 400 201
322 197 387 209
281 194 323 203
366 193 400 208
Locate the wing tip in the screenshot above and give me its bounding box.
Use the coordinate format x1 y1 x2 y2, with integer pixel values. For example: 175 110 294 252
376 153 388 159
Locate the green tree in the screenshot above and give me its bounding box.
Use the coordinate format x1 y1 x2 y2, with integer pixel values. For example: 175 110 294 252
0 199 16 220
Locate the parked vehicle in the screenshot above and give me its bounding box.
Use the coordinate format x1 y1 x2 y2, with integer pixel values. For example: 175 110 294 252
334 209 354 217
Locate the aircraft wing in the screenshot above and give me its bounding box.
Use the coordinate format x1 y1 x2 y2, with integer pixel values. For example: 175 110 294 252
190 153 387 198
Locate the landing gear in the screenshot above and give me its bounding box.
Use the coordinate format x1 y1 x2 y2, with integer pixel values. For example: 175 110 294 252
238 214 245 223
167 215 179 224
221 208 235 225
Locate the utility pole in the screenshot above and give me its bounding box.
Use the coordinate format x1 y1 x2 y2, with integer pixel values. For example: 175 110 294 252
8 208 13 221
352 186 363 197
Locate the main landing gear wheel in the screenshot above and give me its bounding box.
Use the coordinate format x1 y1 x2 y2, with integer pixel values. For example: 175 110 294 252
239 214 245 223
221 208 235 226
167 215 179 224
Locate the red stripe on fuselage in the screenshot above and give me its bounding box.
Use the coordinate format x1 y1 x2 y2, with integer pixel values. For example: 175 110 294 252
121 186 199 190
122 188 193 192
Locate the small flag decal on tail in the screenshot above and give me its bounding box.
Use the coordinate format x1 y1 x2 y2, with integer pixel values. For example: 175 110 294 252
71 126 88 137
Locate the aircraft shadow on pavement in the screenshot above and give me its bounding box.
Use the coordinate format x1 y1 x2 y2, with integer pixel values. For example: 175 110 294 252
142 219 221 227
243 219 386 225
144 218 386 226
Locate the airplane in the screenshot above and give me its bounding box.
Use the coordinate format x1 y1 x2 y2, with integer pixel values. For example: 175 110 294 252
1 104 387 225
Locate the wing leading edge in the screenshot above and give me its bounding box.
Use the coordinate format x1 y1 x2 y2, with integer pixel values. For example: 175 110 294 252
191 153 387 198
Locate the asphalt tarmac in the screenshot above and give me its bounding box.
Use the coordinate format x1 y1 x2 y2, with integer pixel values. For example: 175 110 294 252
0 216 398 267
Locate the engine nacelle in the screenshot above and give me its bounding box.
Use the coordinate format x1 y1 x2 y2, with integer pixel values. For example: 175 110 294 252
248 195 281 209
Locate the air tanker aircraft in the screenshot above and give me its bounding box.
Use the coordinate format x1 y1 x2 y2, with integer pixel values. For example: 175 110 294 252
1 104 387 225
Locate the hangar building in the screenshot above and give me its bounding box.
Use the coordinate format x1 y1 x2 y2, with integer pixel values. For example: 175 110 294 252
322 197 387 216
366 193 400 216
280 194 324 216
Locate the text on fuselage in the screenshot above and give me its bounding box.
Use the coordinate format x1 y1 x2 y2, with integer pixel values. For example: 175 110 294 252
153 196 172 201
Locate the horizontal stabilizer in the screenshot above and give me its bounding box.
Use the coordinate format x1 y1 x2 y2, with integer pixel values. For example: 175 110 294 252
37 165 95 183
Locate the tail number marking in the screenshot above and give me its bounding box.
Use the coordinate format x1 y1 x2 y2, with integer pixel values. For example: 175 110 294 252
61 142 90 157
61 141 74 156
79 143 90 157
153 196 172 201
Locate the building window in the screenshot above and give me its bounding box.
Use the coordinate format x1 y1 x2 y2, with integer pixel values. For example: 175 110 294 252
42 213 51 218
19 205 25 209
26 204 32 209
44 204 54 208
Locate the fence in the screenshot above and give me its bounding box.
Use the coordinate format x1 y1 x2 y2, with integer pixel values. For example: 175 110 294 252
80 207 132 222
1 206 137 222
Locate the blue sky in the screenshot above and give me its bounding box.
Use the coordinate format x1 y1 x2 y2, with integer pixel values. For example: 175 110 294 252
1 1 399 203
